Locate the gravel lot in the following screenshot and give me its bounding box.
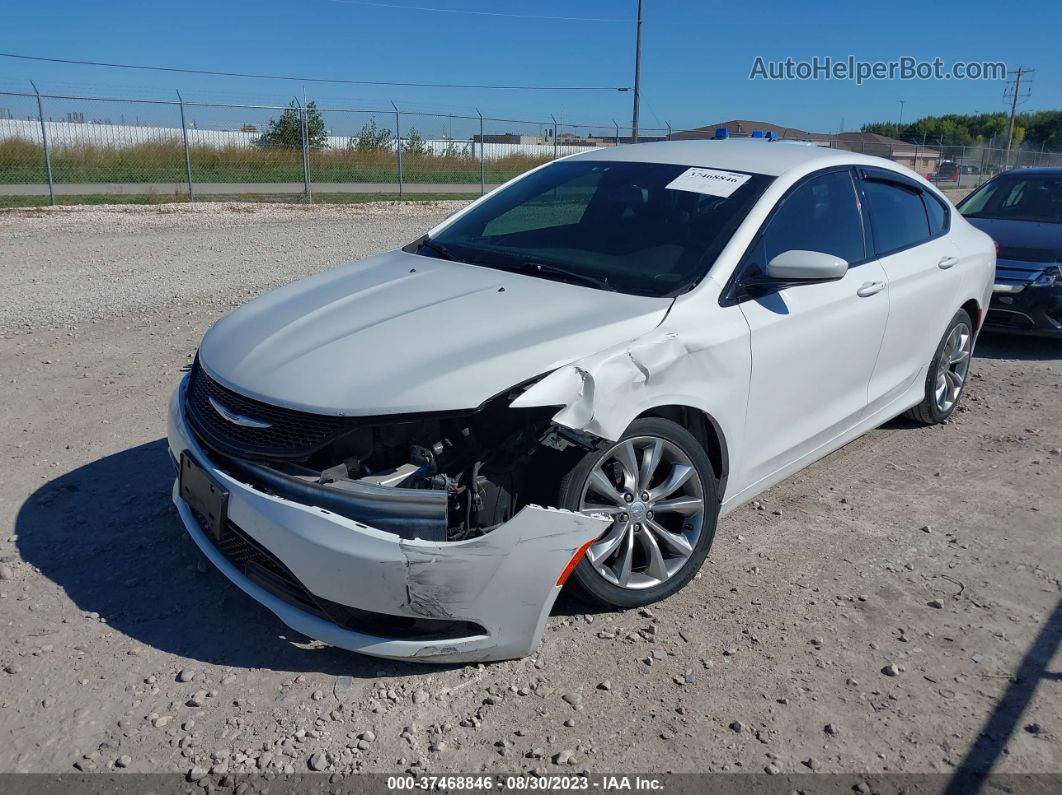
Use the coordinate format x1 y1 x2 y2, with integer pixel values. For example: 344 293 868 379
1 203 1060 782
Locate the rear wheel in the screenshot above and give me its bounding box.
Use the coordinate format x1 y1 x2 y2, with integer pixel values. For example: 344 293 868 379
904 309 974 424
558 417 719 608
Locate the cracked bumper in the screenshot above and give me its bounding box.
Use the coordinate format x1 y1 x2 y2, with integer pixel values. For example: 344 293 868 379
167 377 607 663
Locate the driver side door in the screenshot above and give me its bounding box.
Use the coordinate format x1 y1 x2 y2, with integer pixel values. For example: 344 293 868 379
731 168 890 493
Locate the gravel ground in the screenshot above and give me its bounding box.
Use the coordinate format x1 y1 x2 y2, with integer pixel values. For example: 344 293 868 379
0 201 466 332
1 203 1060 782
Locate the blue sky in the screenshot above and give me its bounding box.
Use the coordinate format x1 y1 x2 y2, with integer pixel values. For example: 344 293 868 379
1 0 1058 136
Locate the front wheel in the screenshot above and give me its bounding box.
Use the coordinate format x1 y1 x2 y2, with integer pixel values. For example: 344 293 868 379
558 417 719 608
903 309 974 424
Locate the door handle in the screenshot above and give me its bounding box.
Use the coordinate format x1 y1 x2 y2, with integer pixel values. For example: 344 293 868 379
856 281 886 297
938 256 959 270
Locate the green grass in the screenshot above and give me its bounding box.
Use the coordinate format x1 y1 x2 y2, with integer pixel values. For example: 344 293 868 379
0 138 547 185
0 192 481 209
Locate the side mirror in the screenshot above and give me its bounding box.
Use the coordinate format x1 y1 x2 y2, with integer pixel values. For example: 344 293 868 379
766 250 848 282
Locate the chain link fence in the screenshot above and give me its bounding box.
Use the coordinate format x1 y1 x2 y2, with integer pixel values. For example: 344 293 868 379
0 89 666 206
3 87 1060 206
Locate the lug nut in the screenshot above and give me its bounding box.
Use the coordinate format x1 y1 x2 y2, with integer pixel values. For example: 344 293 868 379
646 511 654 520
640 491 650 501
619 513 628 523
624 492 634 502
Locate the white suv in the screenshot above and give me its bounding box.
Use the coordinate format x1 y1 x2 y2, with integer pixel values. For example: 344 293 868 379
168 140 995 662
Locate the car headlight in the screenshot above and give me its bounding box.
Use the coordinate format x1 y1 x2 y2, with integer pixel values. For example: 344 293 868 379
1030 265 1062 288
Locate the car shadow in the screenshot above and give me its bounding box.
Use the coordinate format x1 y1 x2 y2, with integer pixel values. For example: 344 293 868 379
14 439 463 678
944 597 1062 794
974 331 1062 362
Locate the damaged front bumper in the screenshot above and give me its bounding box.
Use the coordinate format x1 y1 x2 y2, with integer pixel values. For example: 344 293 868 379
167 376 608 663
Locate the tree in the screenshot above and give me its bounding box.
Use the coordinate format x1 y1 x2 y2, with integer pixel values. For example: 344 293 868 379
1026 111 1062 150
353 118 393 151
404 127 429 156
860 110 1062 149
260 101 327 149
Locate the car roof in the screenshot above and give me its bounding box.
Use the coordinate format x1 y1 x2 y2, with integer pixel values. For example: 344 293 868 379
992 167 1062 178
564 139 889 177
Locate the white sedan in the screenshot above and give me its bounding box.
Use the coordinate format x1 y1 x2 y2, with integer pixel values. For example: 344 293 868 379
168 140 995 662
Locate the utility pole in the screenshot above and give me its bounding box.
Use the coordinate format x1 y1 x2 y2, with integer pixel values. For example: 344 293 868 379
1004 66 1033 170
631 0 643 143
898 100 905 127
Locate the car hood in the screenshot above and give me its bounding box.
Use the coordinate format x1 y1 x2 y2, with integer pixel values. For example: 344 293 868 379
198 250 673 416
965 216 1062 261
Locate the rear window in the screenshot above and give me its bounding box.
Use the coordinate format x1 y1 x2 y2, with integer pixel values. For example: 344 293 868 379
864 180 931 254
924 193 949 237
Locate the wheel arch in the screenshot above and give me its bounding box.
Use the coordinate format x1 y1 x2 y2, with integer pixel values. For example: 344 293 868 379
960 297 982 332
635 405 729 500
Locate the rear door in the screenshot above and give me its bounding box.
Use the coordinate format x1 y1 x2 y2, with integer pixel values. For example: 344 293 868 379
858 169 963 411
732 168 890 491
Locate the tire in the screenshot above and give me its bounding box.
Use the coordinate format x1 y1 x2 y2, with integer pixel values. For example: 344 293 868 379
903 308 975 425
558 417 719 608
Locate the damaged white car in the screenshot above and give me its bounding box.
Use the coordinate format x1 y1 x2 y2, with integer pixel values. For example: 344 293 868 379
168 140 995 662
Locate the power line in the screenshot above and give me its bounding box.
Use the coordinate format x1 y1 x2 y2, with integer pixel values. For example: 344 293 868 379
1003 66 1034 165
0 52 630 92
321 0 627 22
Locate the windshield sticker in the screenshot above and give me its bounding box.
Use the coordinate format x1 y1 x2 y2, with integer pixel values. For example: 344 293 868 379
665 167 751 198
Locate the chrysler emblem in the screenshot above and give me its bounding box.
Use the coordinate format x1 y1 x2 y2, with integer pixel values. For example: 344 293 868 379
208 396 273 429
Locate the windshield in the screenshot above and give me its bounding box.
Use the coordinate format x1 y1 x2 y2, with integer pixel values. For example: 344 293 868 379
426 160 773 296
959 174 1062 224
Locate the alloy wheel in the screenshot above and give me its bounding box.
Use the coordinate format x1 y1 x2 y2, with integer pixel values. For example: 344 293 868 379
578 435 705 590
934 321 973 414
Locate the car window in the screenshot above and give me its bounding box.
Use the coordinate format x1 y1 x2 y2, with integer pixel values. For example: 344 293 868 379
924 192 948 237
959 176 1062 224
430 160 774 296
483 170 602 237
758 170 865 268
863 180 931 254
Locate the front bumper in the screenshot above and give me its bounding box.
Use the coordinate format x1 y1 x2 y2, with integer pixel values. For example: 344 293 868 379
986 286 1062 337
167 376 608 663
986 259 1062 337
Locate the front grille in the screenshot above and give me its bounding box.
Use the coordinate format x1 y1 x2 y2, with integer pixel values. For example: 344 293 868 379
198 516 483 641
186 360 359 459
213 520 323 613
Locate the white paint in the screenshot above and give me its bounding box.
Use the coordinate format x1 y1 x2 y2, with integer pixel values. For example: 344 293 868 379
180 139 997 661
167 384 608 663
197 251 672 416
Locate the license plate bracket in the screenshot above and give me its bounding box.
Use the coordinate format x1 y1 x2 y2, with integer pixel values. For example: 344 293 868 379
179 452 229 539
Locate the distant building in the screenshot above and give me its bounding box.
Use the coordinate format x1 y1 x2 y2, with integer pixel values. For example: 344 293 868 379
472 133 549 145
673 119 940 175
672 119 833 143
831 131 941 174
